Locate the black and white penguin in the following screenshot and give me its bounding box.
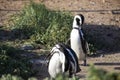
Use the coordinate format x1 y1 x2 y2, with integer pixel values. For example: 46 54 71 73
70 14 89 66
48 43 81 78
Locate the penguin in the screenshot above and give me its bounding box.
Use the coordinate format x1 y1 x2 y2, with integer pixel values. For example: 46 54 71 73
48 43 81 79
70 14 89 66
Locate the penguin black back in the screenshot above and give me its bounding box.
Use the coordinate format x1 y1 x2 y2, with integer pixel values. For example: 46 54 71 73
58 43 81 73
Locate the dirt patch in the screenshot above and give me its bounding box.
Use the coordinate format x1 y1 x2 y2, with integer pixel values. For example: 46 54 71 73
0 0 120 26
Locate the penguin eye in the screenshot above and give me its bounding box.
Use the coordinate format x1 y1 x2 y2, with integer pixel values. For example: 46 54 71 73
76 18 80 22
76 18 80 25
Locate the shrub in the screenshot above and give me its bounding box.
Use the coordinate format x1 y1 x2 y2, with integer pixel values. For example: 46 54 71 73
0 44 36 79
0 74 23 80
8 1 73 48
44 73 79 80
0 74 37 80
87 65 120 80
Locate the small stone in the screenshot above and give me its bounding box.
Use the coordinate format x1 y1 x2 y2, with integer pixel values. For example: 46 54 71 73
90 1 95 5
115 18 119 22
21 44 34 50
100 54 105 58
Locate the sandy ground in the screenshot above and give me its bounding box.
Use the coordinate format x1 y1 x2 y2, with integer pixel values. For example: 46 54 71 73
0 0 120 26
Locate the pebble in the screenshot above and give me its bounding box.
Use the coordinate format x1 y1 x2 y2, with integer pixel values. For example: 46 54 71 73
21 44 34 50
90 1 95 5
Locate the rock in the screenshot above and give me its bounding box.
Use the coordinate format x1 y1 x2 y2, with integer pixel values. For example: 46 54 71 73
21 44 34 50
100 54 105 58
96 50 105 54
90 1 95 5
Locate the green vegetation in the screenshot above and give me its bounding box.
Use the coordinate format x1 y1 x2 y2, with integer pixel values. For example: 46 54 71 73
8 1 73 48
0 74 23 80
0 43 36 79
0 74 37 80
87 65 120 80
44 73 79 80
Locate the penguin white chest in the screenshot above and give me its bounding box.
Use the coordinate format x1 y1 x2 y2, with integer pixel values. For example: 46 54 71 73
70 29 85 60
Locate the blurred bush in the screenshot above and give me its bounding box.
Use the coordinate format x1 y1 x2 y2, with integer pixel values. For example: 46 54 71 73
0 74 23 80
44 73 79 80
87 65 120 80
0 44 36 79
0 74 37 80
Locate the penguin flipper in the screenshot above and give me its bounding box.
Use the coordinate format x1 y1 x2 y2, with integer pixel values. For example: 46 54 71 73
85 41 90 54
65 38 70 46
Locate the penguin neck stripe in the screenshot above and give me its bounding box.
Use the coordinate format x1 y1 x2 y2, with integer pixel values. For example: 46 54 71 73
73 27 80 30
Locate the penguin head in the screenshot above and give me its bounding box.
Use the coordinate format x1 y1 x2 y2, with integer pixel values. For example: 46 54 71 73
73 14 84 28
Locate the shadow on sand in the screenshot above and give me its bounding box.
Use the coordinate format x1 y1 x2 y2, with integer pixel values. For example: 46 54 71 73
83 24 120 52
94 62 120 66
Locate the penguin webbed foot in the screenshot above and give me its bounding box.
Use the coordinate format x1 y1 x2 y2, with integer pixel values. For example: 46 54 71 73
81 60 87 66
